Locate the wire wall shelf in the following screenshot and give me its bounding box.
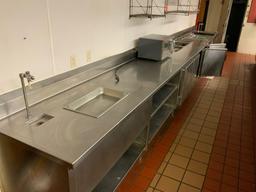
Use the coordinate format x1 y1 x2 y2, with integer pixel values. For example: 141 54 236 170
129 0 200 19
166 0 200 15
129 0 168 19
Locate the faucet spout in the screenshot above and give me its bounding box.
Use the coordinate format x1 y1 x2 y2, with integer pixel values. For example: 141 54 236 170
19 71 35 119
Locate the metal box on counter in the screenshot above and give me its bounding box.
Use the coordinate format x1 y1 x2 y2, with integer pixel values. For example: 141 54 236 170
137 34 171 61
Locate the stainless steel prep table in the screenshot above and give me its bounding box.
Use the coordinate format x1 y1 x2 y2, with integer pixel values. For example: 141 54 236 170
0 34 214 192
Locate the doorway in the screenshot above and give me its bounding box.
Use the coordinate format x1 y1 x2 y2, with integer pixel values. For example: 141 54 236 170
225 0 248 51
196 0 210 31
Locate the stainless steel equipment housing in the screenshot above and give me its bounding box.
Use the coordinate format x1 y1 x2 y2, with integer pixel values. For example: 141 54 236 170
137 34 172 61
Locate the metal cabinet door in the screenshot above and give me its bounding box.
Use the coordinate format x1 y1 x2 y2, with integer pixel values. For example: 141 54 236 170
200 44 227 76
180 55 200 104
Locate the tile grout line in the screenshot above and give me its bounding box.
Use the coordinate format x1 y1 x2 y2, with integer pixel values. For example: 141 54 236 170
174 82 211 192
160 80 215 192
151 81 209 192
202 78 238 191
179 79 225 190
189 79 221 191
146 78 235 192
199 78 229 191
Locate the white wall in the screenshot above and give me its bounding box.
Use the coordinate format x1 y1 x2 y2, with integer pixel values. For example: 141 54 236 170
0 0 53 94
238 0 256 55
0 0 197 94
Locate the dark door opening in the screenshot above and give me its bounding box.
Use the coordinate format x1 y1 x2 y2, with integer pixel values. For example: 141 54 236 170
202 0 210 31
225 0 248 51
197 0 210 31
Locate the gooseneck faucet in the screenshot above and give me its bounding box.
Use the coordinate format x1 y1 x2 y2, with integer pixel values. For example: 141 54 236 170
19 71 35 119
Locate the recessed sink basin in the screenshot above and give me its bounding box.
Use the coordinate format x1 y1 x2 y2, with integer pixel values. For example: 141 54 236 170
64 87 129 118
174 46 183 52
173 41 190 52
175 42 189 47
27 113 54 127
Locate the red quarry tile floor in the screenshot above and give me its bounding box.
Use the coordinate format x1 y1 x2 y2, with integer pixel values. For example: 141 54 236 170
117 52 256 192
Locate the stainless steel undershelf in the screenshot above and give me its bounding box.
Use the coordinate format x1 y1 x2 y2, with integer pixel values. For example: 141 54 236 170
149 104 176 141
93 133 146 192
152 84 178 117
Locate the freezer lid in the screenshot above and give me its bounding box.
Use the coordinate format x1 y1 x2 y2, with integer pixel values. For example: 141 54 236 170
208 43 227 49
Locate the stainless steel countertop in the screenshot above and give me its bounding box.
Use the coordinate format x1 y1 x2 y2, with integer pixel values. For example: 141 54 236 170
0 38 211 167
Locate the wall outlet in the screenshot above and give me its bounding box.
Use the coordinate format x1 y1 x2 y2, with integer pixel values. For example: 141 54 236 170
86 50 92 63
70 56 77 68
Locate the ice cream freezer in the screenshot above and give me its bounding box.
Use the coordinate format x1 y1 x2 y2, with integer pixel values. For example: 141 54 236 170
199 43 228 76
